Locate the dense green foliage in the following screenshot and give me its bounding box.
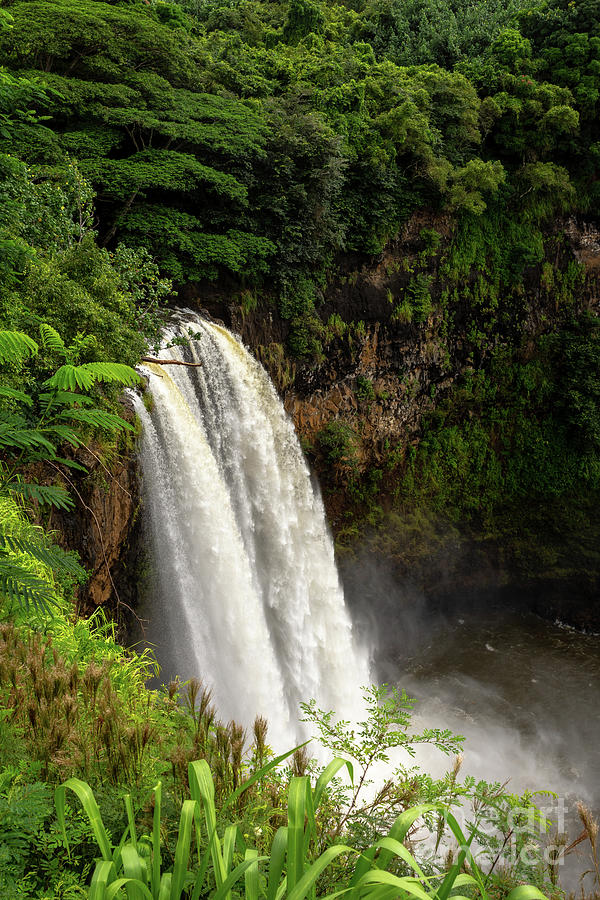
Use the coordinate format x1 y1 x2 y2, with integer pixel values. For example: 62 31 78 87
1 0 596 297
1 0 600 894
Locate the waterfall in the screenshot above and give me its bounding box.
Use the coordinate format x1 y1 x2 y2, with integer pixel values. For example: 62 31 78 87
131 313 371 748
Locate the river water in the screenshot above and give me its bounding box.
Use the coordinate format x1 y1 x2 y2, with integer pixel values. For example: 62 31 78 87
343 559 600 891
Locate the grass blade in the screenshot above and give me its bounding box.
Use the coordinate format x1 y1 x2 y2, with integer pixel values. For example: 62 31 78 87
212 856 269 900
190 843 213 900
313 759 354 811
244 848 259 900
287 777 309 893
55 778 112 861
223 824 237 876
158 874 171 900
124 796 138 852
357 870 431 900
152 782 162 899
121 844 147 899
105 877 153 900
188 760 226 887
287 845 354 900
170 799 197 899
90 860 116 900
267 826 288 900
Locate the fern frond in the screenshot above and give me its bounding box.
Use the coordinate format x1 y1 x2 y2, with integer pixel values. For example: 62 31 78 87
0 560 57 614
22 453 88 472
0 534 84 578
7 482 74 510
58 408 134 432
43 365 95 392
41 424 83 448
39 391 94 408
43 363 141 392
50 456 88 472
0 386 33 406
79 362 141 387
39 324 67 357
0 422 56 453
0 331 39 365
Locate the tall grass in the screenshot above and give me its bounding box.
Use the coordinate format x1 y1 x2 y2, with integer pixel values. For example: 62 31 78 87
56 755 550 900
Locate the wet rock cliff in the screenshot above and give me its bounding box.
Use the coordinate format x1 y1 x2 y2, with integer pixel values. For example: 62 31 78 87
66 213 600 630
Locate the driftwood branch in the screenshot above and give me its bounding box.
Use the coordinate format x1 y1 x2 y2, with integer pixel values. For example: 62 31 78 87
141 356 203 367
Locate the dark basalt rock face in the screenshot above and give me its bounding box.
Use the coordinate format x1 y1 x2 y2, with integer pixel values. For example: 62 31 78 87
40 412 142 627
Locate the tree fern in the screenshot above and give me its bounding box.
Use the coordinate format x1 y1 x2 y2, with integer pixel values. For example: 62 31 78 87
38 390 94 409
39 323 67 357
0 331 38 364
0 562 58 614
58 407 134 432
44 362 141 392
0 417 56 452
0 531 84 577
0 325 142 617
5 481 74 509
42 364 96 392
0 385 33 406
82 362 141 386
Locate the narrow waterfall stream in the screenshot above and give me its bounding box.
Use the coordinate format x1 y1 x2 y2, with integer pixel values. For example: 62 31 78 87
131 314 371 747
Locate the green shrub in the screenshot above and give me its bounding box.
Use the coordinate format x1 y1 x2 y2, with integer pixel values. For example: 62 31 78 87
317 421 360 469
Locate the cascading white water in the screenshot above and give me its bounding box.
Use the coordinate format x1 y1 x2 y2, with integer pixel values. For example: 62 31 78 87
131 313 371 747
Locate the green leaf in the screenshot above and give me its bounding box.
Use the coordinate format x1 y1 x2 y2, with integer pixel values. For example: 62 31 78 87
121 844 148 899
357 870 431 900
287 777 309 893
506 888 549 900
0 420 56 453
287 845 355 900
244 849 259 900
80 362 141 387
90 860 117 900
188 760 227 889
55 778 113 861
39 390 95 409
39 323 67 357
7 481 74 509
42 423 84 448
267 827 288 900
0 330 38 364
0 561 57 614
151 781 162 899
0 531 83 576
212 856 269 900
58 408 134 432
170 799 197 899
43 365 95 392
0 385 33 406
313 758 354 811
105 878 153 900
222 741 310 813
223 824 237 878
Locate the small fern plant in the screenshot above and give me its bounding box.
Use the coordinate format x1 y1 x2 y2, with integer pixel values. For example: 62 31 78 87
0 324 141 615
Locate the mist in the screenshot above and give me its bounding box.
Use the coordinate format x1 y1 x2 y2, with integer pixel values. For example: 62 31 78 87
340 549 600 890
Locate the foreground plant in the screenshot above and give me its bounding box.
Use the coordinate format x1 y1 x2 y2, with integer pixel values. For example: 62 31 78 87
56 753 550 900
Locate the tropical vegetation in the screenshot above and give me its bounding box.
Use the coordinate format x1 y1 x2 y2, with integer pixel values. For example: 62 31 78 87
1 0 600 895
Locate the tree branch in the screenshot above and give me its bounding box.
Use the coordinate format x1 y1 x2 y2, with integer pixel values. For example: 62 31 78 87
141 357 203 367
